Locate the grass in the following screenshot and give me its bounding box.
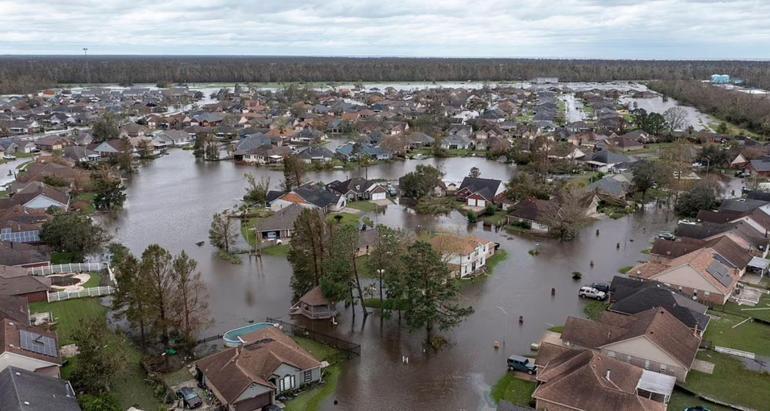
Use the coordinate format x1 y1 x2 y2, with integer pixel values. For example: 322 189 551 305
414 196 459 215
486 250 509 275
162 366 194 387
29 298 161 410
51 251 79 264
490 373 537 407
327 212 360 226
683 351 770 410
30 298 107 344
667 390 732 411
703 311 770 357
0 190 7 199
618 265 632 274
717 293 770 323
82 272 103 288
548 325 564 333
74 192 96 214
284 337 344 411
582 300 609 320
347 201 379 213
262 244 290 257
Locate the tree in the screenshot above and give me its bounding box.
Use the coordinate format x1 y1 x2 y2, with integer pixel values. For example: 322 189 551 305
111 252 152 347
79 394 122 411
92 114 120 142
661 139 694 186
172 251 210 348
40 212 109 261
402 241 473 349
632 108 668 135
468 167 481 178
209 211 237 254
70 319 127 394
321 223 360 314
663 107 688 133
675 179 721 217
398 164 444 199
283 155 306 191
204 140 220 161
505 171 551 201
287 209 327 300
542 187 591 241
244 173 270 206
367 225 409 317
141 244 176 346
697 144 731 171
632 160 672 198
716 122 729 134
193 133 211 159
92 167 126 210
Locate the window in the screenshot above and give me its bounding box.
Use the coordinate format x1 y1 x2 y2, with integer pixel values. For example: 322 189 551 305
278 375 295 392
304 370 312 384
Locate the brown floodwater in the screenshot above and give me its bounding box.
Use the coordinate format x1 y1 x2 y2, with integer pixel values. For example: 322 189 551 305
103 149 676 410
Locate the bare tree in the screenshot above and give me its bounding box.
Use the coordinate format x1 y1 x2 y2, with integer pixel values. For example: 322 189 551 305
663 107 688 133
172 251 211 347
209 211 237 254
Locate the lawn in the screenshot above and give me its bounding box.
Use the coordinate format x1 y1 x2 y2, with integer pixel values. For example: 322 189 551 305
547 325 564 333
582 300 609 320
30 298 107 344
262 244 290 257
703 311 770 357
486 250 509 275
717 293 770 323
326 212 360 226
83 272 103 288
75 192 96 214
29 298 162 410
481 210 508 226
618 265 632 274
490 373 537 407
284 337 345 411
347 201 379 213
683 351 770 410
667 390 732 411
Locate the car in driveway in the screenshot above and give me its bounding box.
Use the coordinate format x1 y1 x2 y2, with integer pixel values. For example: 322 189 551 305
507 355 537 374
578 286 606 300
177 387 203 409
657 231 676 241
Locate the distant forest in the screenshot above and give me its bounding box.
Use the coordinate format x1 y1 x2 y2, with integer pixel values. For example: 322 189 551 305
2 56 770 94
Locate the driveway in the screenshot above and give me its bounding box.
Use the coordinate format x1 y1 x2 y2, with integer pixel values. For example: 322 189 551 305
170 379 219 411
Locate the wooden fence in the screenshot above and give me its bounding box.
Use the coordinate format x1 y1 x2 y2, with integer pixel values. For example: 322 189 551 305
47 286 115 302
266 317 361 357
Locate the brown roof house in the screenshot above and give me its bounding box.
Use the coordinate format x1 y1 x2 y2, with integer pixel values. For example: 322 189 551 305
560 307 700 382
0 318 61 377
629 246 742 305
0 182 69 211
289 286 337 320
0 265 52 303
507 198 557 233
533 348 673 410
429 233 496 278
196 326 324 410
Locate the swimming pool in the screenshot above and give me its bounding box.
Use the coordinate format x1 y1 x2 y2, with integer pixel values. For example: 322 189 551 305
222 322 277 347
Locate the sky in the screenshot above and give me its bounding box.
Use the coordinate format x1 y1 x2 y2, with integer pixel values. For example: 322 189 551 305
1 0 770 59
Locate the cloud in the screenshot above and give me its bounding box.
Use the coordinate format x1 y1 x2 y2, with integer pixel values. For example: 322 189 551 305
1 0 769 58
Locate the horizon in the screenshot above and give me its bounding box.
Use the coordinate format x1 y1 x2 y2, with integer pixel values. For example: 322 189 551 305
2 0 770 59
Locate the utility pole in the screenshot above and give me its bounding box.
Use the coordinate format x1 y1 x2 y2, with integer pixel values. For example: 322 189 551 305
82 48 90 84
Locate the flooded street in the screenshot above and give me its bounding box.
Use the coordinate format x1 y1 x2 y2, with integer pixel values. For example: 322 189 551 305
620 95 713 131
104 149 676 410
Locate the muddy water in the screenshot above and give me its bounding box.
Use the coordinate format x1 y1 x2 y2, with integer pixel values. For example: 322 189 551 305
105 149 674 410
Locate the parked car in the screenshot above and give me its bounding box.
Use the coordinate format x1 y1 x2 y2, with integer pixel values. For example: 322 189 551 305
657 231 676 241
177 387 203 409
578 286 606 300
507 355 536 374
735 170 750 178
590 282 610 293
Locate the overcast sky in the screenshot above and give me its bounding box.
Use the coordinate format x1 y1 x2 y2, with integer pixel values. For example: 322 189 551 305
1 0 769 59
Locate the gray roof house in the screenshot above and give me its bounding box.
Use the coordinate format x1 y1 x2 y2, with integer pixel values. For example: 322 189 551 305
0 366 80 411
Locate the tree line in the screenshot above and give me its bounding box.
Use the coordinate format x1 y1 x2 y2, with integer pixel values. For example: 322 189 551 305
4 56 770 93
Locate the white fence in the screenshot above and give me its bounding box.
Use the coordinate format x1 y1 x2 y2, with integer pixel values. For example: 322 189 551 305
47 286 115 302
715 346 756 359
27 262 107 276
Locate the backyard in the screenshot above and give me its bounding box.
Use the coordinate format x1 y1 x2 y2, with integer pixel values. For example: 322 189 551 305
703 311 770 357
490 373 537 408
284 337 346 411
30 297 162 410
683 350 770 410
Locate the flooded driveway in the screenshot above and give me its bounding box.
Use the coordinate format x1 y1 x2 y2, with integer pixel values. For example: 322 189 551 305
105 149 676 410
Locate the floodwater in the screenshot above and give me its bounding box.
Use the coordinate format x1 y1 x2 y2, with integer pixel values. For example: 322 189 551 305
619 95 712 131
104 149 675 410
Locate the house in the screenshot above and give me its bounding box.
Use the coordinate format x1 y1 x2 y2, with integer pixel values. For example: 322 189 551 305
62 146 100 164
0 182 69 211
0 366 80 411
196 326 324 410
609 276 710 334
748 157 770 177
405 132 434 149
326 178 387 201
533 348 671 410
440 133 473 150
429 234 495 278
560 307 700 382
0 318 61 377
628 246 742 305
455 177 505 208
0 265 52 303
0 243 49 268
269 184 346 212
606 135 643 151
255 204 304 242
585 150 630 172
289 286 337 320
586 173 632 203
508 198 556 233
91 139 131 158
296 146 334 164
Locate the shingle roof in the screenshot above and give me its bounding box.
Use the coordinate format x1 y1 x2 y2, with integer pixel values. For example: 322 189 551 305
457 177 503 201
609 282 709 331
257 204 304 232
0 366 79 411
